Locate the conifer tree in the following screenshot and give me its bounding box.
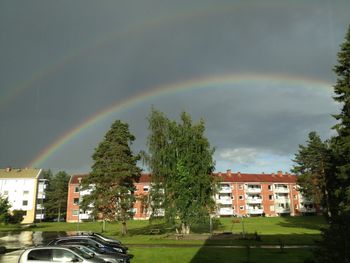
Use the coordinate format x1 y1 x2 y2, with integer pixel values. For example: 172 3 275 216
314 25 350 263
43 171 70 221
82 120 141 235
292 131 332 218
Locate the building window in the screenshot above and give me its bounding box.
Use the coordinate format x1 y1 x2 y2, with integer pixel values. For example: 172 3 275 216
239 205 244 210
269 195 273 200
22 200 28 206
239 195 244 200
23 190 29 195
73 198 79 205
294 195 298 200
233 205 235 210
3 190 8 196
270 205 275 211
74 186 79 193
72 210 79 216
239 185 243 190
143 186 149 192
268 185 272 190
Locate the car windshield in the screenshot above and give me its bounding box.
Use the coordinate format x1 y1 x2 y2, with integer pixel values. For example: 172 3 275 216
69 247 93 259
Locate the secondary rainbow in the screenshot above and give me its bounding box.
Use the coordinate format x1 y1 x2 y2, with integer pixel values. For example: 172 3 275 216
29 73 333 168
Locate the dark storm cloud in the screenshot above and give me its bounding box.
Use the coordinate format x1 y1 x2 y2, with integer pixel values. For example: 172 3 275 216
0 0 349 172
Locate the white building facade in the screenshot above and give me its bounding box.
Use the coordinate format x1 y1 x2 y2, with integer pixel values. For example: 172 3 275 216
0 168 46 223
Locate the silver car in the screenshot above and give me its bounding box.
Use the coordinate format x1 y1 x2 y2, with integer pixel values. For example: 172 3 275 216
65 244 130 263
18 246 105 263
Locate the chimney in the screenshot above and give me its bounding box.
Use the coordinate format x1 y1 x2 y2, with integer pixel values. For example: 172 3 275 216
271 173 275 177
237 172 241 177
277 171 283 177
227 169 232 176
218 172 222 176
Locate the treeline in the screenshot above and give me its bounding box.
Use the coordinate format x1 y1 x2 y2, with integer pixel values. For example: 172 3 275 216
291 26 350 263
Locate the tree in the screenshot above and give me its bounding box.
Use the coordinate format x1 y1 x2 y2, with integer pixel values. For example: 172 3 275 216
82 120 141 235
0 195 11 224
291 131 332 218
313 25 350 263
142 108 172 221
43 171 70 221
145 109 216 234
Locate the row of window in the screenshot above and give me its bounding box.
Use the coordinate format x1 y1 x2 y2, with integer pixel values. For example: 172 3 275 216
218 194 298 201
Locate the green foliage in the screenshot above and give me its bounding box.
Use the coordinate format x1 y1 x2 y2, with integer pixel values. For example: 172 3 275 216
292 131 332 216
8 210 26 224
145 109 216 233
82 120 141 234
43 170 70 221
0 195 11 224
330 25 350 215
312 25 350 263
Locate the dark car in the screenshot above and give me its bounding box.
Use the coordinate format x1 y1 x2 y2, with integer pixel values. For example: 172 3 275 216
47 236 128 255
77 232 122 245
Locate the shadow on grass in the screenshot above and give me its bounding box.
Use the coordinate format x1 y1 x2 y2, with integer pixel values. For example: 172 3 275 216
277 215 327 231
188 232 317 263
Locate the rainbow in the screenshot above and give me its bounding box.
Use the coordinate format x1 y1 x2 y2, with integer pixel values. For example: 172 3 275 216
28 73 333 168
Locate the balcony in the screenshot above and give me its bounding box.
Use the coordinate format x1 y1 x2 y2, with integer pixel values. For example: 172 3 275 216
299 207 316 213
246 198 262 204
37 193 46 199
274 186 289 193
218 208 234 216
275 198 290 203
248 208 264 215
219 186 232 194
276 207 291 213
217 198 232 205
246 187 261 194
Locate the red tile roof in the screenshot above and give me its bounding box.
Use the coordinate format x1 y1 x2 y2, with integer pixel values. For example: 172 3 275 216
214 172 296 183
70 174 88 184
70 173 152 184
69 172 296 184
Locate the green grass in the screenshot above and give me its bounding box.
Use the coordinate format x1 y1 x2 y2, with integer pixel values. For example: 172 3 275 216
0 217 325 262
0 216 326 246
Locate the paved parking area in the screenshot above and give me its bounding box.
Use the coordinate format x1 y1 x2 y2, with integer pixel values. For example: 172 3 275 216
0 249 23 263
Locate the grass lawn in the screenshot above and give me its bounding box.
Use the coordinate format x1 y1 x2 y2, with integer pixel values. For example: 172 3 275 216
0 216 325 262
0 215 326 246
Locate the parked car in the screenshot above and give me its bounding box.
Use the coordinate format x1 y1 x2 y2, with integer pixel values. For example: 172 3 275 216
63 244 130 263
18 246 105 263
78 232 122 245
47 236 128 254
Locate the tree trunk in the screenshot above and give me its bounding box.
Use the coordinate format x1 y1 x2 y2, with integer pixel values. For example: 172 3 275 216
121 221 127 236
181 222 190 235
57 203 61 222
102 219 106 232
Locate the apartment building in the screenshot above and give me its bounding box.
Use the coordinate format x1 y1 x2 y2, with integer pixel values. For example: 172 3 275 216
66 174 92 222
215 170 318 217
0 167 46 223
66 170 317 222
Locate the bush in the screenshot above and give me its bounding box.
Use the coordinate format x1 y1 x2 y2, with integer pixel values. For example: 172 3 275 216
8 210 26 224
0 213 11 224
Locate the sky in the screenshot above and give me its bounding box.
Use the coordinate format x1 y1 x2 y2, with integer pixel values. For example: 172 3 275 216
1 0 349 175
